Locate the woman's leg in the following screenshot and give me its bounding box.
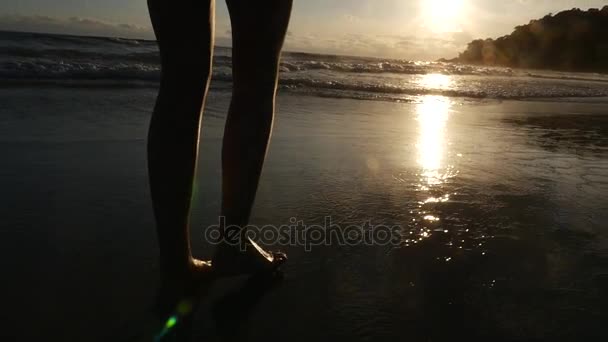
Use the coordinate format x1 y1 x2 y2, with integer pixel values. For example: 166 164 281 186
214 0 293 275
147 0 215 280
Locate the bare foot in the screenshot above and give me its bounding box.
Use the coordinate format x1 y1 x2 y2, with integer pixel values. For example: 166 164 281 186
155 258 214 320
212 237 287 277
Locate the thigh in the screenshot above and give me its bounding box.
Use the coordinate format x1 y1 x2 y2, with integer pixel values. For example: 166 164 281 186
148 0 215 76
226 0 293 85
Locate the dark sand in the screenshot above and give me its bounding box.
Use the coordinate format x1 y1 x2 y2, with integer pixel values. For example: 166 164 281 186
1 88 607 341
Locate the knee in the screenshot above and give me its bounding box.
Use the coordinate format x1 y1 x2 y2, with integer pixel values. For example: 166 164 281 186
161 64 212 96
159 46 212 90
231 79 278 109
231 60 280 99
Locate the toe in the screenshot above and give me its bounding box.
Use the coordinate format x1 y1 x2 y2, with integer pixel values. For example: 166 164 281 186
272 251 287 266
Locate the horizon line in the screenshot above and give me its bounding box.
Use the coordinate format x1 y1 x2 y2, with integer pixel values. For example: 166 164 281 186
0 29 443 62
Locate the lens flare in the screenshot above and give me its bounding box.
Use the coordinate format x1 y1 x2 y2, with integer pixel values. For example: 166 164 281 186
155 299 194 341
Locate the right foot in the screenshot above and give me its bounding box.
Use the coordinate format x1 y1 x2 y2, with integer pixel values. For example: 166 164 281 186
212 238 287 277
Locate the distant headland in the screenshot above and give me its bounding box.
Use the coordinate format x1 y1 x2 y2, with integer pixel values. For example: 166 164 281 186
441 6 608 72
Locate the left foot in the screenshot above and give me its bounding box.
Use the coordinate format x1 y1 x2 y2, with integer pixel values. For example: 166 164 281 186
155 259 214 319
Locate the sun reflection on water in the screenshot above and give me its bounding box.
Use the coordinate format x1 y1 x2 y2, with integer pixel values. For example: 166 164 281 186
407 95 456 244
416 95 451 186
418 73 453 89
401 93 489 256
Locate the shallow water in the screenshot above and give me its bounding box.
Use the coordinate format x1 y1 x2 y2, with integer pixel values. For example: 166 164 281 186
1 87 607 341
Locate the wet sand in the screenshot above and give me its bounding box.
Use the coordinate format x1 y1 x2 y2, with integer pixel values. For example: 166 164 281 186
1 88 607 341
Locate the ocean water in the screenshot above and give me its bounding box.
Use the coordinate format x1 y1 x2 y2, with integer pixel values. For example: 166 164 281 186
3 30 608 102
1 31 608 341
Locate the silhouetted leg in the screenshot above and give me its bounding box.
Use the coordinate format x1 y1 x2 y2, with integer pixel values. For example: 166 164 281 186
213 0 293 276
147 0 214 294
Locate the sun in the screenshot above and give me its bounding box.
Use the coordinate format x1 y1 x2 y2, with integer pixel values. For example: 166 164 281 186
421 0 465 32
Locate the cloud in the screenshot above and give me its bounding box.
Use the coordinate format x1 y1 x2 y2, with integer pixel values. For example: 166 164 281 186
283 31 469 60
0 14 468 60
0 15 154 39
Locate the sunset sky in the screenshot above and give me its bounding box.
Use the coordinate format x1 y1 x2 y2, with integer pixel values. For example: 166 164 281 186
1 0 605 60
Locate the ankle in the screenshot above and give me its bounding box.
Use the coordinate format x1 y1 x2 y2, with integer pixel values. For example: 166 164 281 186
160 258 192 279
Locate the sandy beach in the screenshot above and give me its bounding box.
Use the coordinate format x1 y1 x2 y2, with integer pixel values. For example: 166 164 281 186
1 85 607 340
